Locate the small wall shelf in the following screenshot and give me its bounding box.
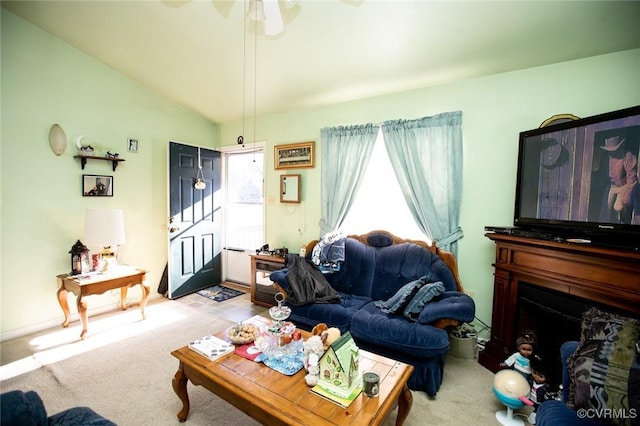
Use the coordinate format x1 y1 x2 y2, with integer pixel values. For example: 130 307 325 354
74 155 125 171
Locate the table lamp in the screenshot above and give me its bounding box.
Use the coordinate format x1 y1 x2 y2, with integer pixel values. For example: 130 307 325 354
83 208 126 272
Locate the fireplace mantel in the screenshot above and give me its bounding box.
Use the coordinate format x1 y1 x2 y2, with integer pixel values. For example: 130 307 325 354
479 233 640 372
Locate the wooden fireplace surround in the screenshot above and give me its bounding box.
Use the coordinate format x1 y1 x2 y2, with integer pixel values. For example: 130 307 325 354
479 233 640 372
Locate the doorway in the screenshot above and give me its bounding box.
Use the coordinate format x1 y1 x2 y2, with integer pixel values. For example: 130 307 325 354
167 142 222 299
222 146 265 285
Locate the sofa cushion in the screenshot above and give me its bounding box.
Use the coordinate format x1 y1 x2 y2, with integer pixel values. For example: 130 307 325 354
288 292 371 333
567 307 640 421
403 281 446 321
417 291 475 324
350 302 451 359
373 274 429 314
324 239 377 297
370 242 458 303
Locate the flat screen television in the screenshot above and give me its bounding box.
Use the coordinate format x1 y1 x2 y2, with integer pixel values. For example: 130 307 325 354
514 105 640 250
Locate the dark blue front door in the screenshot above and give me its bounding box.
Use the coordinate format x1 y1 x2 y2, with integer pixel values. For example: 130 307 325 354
168 142 222 299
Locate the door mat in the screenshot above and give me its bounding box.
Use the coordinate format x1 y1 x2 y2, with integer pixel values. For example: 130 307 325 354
196 285 245 302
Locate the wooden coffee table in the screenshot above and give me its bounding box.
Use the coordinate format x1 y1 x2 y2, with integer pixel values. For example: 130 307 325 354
171 315 414 425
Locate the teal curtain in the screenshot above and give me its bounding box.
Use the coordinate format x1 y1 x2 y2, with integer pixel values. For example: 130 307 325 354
319 124 378 234
381 111 463 254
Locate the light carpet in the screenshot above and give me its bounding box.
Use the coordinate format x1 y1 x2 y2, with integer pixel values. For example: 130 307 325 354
0 297 532 425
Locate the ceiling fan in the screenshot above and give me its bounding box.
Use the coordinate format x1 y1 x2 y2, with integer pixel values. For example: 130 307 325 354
247 0 297 36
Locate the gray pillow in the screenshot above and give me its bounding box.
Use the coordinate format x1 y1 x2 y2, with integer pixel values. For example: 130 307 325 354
403 281 445 321
374 275 429 314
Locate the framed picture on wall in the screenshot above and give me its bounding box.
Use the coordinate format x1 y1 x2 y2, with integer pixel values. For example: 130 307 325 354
127 138 139 153
82 174 113 197
274 141 315 169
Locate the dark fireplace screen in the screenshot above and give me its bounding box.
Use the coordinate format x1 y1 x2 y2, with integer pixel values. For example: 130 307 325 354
517 283 591 387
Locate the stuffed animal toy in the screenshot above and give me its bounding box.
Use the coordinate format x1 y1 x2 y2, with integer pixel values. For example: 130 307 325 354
311 323 341 349
311 323 328 336
321 327 341 349
303 335 325 386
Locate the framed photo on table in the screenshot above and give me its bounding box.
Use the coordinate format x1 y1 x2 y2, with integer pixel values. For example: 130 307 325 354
274 141 315 170
82 174 113 197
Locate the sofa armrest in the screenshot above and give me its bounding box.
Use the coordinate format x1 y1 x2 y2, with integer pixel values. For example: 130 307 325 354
48 407 116 426
268 268 290 291
1 390 48 426
417 292 475 326
536 400 605 426
560 341 579 402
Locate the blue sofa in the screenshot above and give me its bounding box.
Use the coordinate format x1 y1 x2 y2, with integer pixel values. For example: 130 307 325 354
0 389 115 426
269 230 475 396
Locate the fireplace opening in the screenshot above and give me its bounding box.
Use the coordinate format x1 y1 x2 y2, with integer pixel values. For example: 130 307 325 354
517 283 592 388
516 282 640 389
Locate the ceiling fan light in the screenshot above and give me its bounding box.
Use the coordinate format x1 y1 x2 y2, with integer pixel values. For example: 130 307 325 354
247 0 265 21
263 0 284 36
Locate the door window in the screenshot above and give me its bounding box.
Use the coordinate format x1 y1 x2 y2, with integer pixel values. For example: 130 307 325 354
223 149 264 285
225 150 264 250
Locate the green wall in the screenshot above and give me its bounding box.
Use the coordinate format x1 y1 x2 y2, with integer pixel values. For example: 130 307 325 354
219 49 640 336
2 6 639 339
1 10 218 337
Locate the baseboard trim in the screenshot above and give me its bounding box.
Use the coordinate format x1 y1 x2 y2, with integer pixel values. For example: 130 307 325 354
0 293 164 343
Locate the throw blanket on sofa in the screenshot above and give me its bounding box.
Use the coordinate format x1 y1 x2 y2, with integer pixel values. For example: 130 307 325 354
283 254 340 306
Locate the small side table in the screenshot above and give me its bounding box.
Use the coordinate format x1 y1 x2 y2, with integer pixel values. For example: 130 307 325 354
250 254 285 307
56 267 149 339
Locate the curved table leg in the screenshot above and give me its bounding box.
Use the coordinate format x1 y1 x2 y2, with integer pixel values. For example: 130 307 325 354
172 362 190 422
120 287 128 310
57 285 71 328
76 295 88 339
139 280 150 320
395 384 413 426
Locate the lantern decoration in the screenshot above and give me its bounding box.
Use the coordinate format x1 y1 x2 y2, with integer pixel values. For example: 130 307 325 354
69 240 90 275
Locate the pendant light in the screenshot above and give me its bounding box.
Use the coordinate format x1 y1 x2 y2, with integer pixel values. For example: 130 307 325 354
238 0 259 150
194 147 206 190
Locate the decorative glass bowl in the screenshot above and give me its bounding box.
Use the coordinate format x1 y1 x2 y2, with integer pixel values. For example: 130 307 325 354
268 292 291 325
259 333 304 357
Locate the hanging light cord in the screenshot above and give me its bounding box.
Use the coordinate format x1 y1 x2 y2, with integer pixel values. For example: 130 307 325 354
253 7 258 161
196 148 204 179
239 0 248 147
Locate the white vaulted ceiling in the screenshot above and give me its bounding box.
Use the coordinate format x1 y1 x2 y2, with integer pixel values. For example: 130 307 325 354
3 0 640 124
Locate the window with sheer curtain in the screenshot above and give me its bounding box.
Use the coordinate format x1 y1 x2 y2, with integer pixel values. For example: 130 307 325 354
340 128 429 242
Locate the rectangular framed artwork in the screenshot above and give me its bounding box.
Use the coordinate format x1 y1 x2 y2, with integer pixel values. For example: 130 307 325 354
82 174 113 197
274 141 315 170
128 138 139 153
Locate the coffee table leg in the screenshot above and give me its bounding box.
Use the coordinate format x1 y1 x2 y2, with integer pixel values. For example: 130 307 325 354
172 362 190 422
395 384 413 426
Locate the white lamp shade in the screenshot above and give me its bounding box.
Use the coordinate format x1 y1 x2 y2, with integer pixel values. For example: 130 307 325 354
83 208 126 247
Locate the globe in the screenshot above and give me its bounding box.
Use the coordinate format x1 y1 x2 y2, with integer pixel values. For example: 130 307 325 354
492 369 531 426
